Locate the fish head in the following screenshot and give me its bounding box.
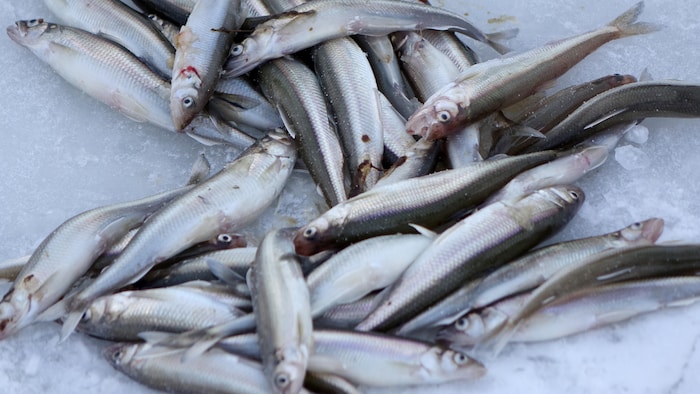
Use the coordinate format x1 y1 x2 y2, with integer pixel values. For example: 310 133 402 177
271 346 306 394
170 66 203 130
539 184 585 213
6 19 53 47
103 343 140 371
223 30 272 78
418 346 486 381
0 288 33 339
293 216 336 256
405 92 464 140
612 217 664 245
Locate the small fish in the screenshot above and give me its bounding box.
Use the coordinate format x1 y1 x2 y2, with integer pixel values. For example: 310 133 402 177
105 342 281 394
249 228 312 394
355 185 584 332
79 281 247 341
61 130 296 341
170 0 245 130
293 150 558 256
44 0 175 77
406 2 660 140
223 0 502 78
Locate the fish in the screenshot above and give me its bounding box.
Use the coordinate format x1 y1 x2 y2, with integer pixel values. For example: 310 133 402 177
79 281 247 341
0 184 192 339
139 247 257 288
170 0 245 130
218 329 487 387
293 150 559 256
61 130 296 340
486 244 700 354
105 342 281 394
393 31 463 102
258 57 347 207
355 185 584 332
222 0 502 78
313 37 385 194
249 228 312 394
130 0 196 25
399 218 663 335
441 276 700 346
355 35 418 119
306 232 434 317
44 0 176 77
519 80 700 153
405 2 660 140
7 19 174 130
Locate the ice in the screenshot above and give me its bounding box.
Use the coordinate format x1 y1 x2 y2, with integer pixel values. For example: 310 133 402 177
1 0 700 393
624 124 650 144
614 145 651 170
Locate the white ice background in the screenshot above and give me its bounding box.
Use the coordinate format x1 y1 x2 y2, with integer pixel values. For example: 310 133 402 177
1 0 700 393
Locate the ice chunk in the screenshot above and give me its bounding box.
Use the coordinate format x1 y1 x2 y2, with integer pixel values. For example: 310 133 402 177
624 125 649 144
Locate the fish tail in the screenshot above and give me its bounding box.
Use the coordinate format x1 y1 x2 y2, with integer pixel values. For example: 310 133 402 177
60 309 84 342
609 2 663 38
485 28 519 54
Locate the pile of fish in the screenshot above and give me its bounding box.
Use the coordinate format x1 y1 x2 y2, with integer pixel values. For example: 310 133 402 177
4 0 700 392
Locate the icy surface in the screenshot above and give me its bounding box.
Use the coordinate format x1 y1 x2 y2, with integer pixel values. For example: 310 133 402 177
1 0 700 393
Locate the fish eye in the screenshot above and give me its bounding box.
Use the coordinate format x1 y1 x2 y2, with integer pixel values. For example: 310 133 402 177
437 110 451 123
274 373 290 388
453 352 470 365
217 234 232 243
302 227 317 240
631 222 642 229
148 14 157 20
455 317 469 330
231 44 244 56
569 191 579 199
182 96 195 108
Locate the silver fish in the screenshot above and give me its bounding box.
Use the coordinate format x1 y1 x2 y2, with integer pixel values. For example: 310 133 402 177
44 0 176 77
306 330 486 387
484 145 609 205
355 35 418 120
306 232 434 317
218 329 486 387
130 0 195 25
400 218 663 335
258 57 347 207
487 244 700 353
249 228 312 394
406 2 660 139
393 31 462 102
293 150 559 256
170 0 245 130
79 281 247 341
519 80 700 153
442 277 700 346
61 130 296 340
7 19 174 130
105 342 280 394
355 185 584 332
223 0 499 78
140 247 257 288
314 37 385 194
0 184 191 339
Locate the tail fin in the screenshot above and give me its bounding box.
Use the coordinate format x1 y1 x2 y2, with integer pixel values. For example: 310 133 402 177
609 2 663 38
486 28 519 54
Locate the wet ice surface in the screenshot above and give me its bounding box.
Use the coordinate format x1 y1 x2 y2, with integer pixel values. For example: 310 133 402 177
1 0 699 393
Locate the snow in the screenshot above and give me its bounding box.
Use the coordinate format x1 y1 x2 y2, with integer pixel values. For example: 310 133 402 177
1 0 700 393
